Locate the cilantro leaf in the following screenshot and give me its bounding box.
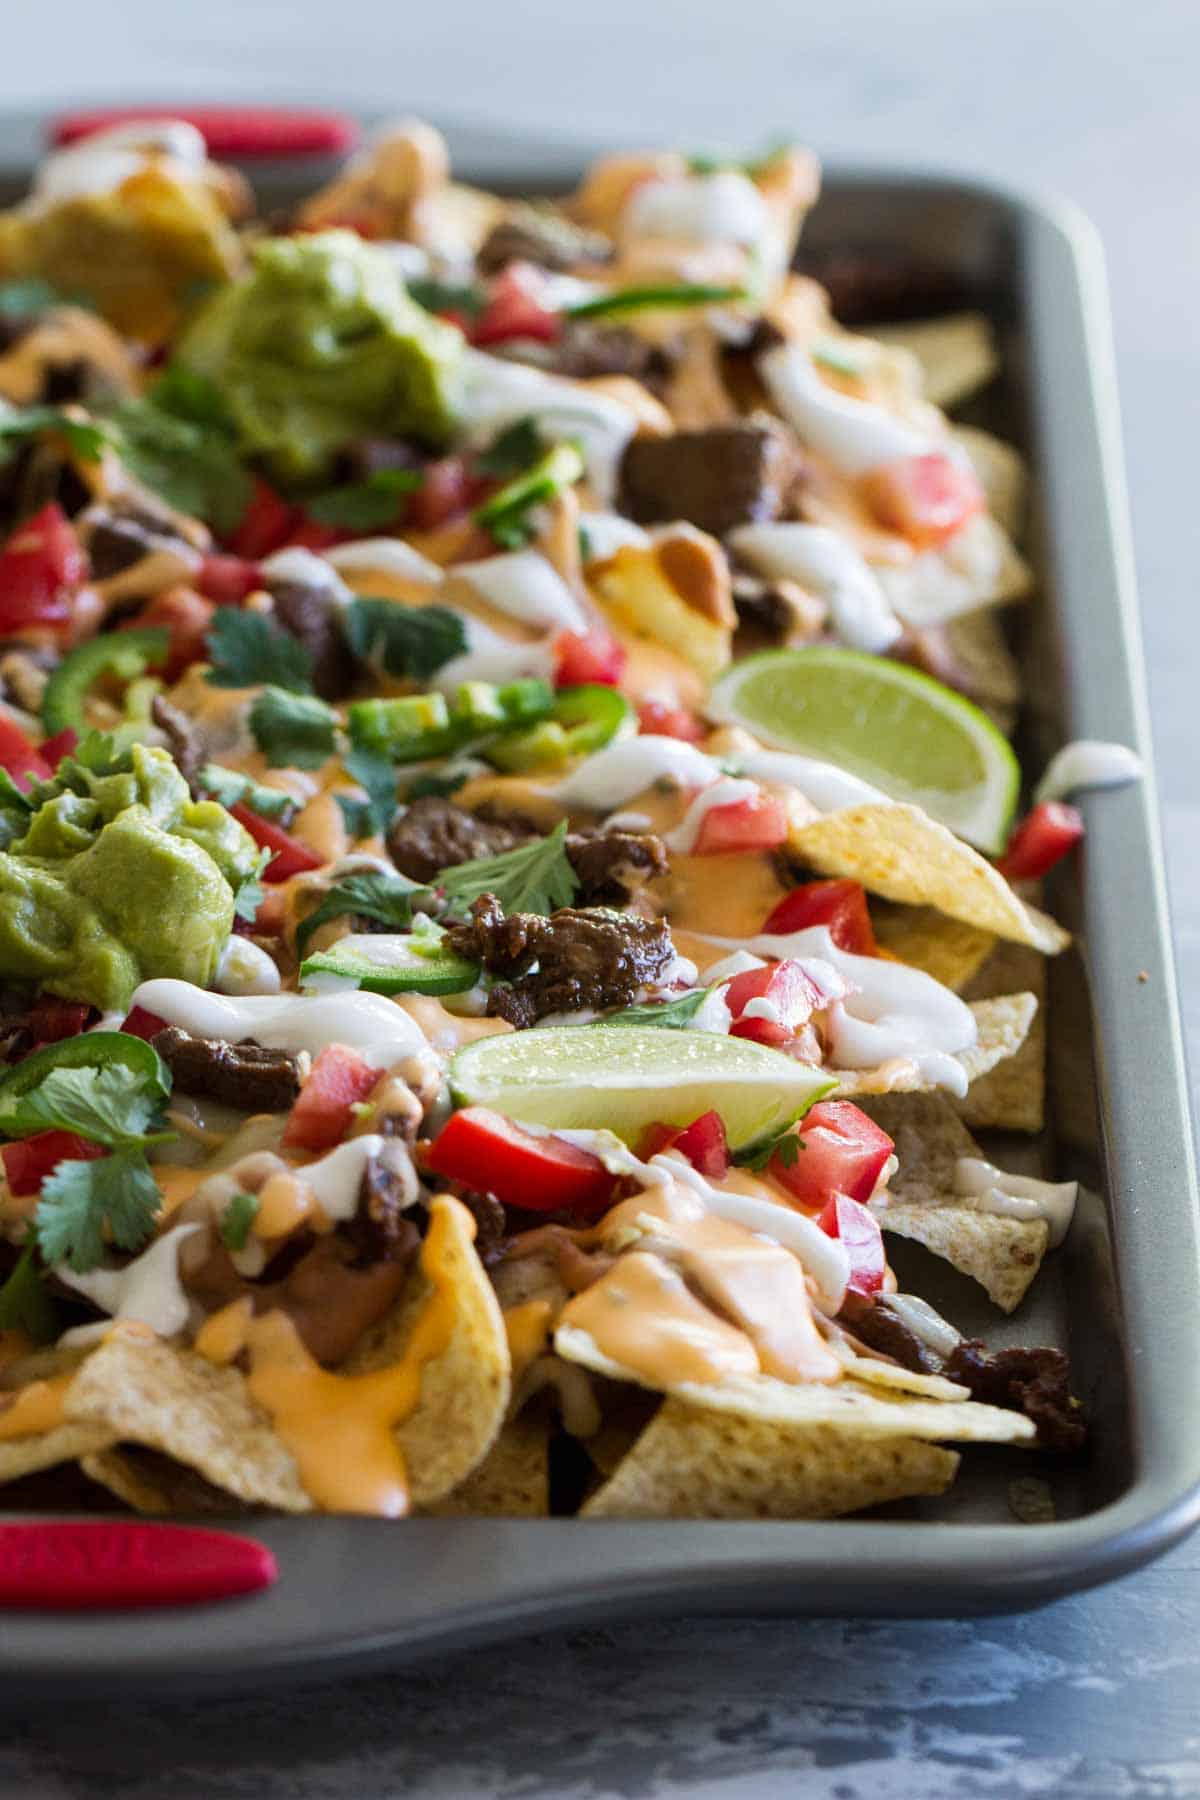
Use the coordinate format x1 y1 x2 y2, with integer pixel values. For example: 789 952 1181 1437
0 401 108 466
606 988 713 1029
475 416 545 478
342 598 467 681
0 1065 167 1149
250 686 340 769
439 819 579 917
0 1234 58 1342
407 277 483 318
339 745 400 838
35 1149 161 1275
307 468 421 530
473 442 584 549
197 763 294 822
110 373 252 536
219 1191 259 1252
400 767 469 802
735 1123 804 1174
205 607 314 693
296 867 434 956
232 846 272 922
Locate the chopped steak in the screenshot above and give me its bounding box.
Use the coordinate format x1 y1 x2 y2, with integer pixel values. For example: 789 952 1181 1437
836 1294 942 1374
153 1026 300 1112
268 577 357 700
619 420 803 537
943 1339 1086 1453
446 893 673 1028
423 1181 508 1266
476 207 612 275
500 321 669 384
151 692 203 786
346 1143 422 1265
565 827 668 905
386 795 527 884
82 502 196 580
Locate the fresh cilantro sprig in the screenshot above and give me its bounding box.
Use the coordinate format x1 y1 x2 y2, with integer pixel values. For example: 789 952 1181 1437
735 1123 805 1174
36 1150 163 1276
197 763 294 822
219 1192 260 1253
338 746 400 838
296 868 435 956
438 819 579 918
473 442 585 549
475 416 545 478
110 369 252 536
606 988 713 1029
232 846 272 923
205 607 314 693
0 401 107 466
407 277 484 319
342 598 467 681
249 687 339 769
0 1065 170 1150
0 1233 58 1342
307 468 422 530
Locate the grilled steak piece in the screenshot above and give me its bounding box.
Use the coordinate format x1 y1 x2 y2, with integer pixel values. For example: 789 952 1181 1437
837 1295 942 1375
619 420 802 537
267 576 357 700
499 321 669 384
565 828 668 905
153 1027 300 1112
386 796 527 884
943 1339 1085 1452
346 1143 422 1265
476 207 612 275
446 893 673 1028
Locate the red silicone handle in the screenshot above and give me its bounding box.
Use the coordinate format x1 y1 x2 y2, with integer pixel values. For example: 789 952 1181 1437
48 107 360 160
0 1521 277 1609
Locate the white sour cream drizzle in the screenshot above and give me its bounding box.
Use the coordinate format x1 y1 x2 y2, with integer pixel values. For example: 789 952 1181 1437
326 538 443 585
706 924 977 1095
881 1292 962 1358
434 615 557 693
624 171 769 245
728 522 902 652
454 350 638 504
452 548 587 633
757 343 932 475
215 937 282 997
578 512 651 561
30 121 207 211
953 1157 1077 1248
58 1222 202 1344
259 546 352 598
1033 740 1144 807
874 513 1009 628
131 979 427 1069
664 777 759 852
727 750 890 813
550 735 718 810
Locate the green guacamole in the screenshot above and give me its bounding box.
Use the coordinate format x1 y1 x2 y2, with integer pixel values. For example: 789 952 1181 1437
0 744 261 1011
174 231 463 483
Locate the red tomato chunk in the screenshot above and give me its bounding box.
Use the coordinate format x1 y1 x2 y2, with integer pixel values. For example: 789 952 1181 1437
770 1100 894 1210
425 1107 615 1217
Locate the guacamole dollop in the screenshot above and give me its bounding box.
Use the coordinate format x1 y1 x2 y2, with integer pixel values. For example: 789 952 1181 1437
0 743 261 1010
174 230 463 483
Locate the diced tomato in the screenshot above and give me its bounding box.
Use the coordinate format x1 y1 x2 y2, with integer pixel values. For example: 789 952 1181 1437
818 1191 887 1297
0 716 52 790
997 801 1084 882
724 959 823 1047
127 586 216 682
120 1005 168 1042
638 1110 730 1179
692 790 789 856
636 698 705 742
0 504 86 632
28 996 91 1044
38 727 77 768
770 1100 894 1212
555 628 627 689
283 1044 378 1153
761 878 877 957
284 520 348 552
470 266 561 348
3 1131 105 1196
405 457 476 532
226 479 298 559
229 804 324 883
424 1106 615 1217
861 453 985 549
196 554 262 605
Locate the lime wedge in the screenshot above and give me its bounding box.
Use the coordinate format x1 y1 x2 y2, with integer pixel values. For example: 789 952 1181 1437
708 646 1019 852
449 1025 833 1149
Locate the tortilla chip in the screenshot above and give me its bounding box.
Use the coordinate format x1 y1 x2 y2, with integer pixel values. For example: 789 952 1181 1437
589 538 734 682
0 1421 114 1486
345 1194 511 1508
956 941 1047 1132
791 802 1069 953
582 1400 960 1519
873 905 998 992
861 1092 1049 1309
953 426 1028 537
79 1445 249 1517
832 993 1037 1098
872 313 999 411
943 605 1023 734
64 1333 313 1511
556 1323 1035 1443
876 514 1032 628
422 1411 551 1517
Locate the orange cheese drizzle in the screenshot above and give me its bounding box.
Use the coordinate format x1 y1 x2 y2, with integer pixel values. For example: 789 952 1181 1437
0 1371 70 1441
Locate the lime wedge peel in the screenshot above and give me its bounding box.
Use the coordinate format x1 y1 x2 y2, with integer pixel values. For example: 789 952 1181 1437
707 646 1020 853
449 1025 833 1150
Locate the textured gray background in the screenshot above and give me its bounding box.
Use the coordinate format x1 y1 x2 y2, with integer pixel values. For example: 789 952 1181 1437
2 1 1199 1793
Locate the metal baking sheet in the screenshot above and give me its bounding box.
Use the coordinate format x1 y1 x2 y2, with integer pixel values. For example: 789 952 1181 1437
0 117 1198 1694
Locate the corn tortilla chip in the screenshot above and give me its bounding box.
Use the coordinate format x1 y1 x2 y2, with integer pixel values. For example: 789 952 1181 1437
0 1420 115 1486
345 1194 511 1508
64 1333 313 1512
956 941 1047 1133
943 605 1023 734
872 313 1000 411
423 1411 551 1517
556 1323 1035 1443
953 425 1028 537
791 803 1068 953
832 993 1037 1098
582 1400 960 1519
79 1445 250 1517
873 904 998 992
